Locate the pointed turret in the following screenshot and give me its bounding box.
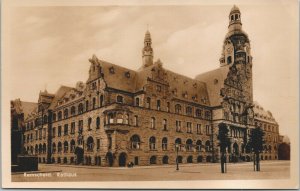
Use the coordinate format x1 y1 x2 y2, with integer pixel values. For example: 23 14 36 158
228 5 242 32
142 30 153 68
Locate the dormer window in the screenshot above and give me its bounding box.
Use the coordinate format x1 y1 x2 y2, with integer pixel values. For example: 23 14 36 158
117 95 123 103
125 71 130 78
109 67 115 74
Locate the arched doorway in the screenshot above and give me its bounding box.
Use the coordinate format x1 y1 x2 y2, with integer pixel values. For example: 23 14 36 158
197 156 203 163
233 142 239 154
162 156 169 164
74 146 84 164
187 156 193 163
246 155 250 162
206 156 211 162
106 152 114 167
119 152 127 167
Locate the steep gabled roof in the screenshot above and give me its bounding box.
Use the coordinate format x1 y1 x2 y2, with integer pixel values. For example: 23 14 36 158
195 65 230 107
48 86 74 110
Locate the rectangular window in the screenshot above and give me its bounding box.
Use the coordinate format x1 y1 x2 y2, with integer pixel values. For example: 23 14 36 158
206 125 210 135
52 127 56 138
58 126 62 137
133 116 138 127
157 100 161 110
176 120 181 132
163 119 167 131
35 130 38 140
78 120 83 133
156 85 161 92
64 124 68 135
146 97 151 109
97 139 100 150
71 122 75 134
43 129 46 139
39 129 42 139
187 122 192 133
196 124 201 134
167 102 170 112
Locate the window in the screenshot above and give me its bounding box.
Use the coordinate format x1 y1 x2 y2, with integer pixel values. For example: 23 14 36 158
205 140 211 152
187 122 192 133
176 120 181 132
186 107 192 116
53 113 57 121
58 126 62 137
63 124 68 135
156 85 161 92
162 137 168 151
205 111 211 120
133 116 138 127
135 97 140 106
85 100 89 111
70 140 75 153
175 104 182 114
58 142 62 153
64 141 68 153
116 113 123 124
167 102 170 112
146 97 151 109
151 117 156 129
130 135 141 149
52 143 56 153
196 109 202 118
92 97 96 109
88 118 92 130
227 56 232 64
196 140 202 151
87 136 94 151
78 103 83 114
58 111 62 120
116 95 123 103
124 114 129 124
63 109 68 119
157 100 161 110
96 117 100 129
163 119 167 131
97 139 100 150
108 113 114 124
231 15 234 21
150 156 157 164
205 125 210 135
78 120 83 133
43 115 47 123
99 95 104 107
175 138 182 151
52 127 56 138
71 106 76 115
149 136 156 150
186 139 193 151
196 124 201 134
71 122 75 134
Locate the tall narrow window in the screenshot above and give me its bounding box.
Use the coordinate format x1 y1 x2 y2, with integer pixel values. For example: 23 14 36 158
187 122 192 133
85 100 89 111
88 118 92 130
206 125 210 135
149 136 156 150
71 122 75 134
133 115 138 126
97 139 100 150
100 95 104 107
64 124 68 135
176 120 181 132
146 97 151 109
157 100 161 110
163 119 167 131
92 97 96 109
151 117 156 129
167 102 170 112
196 124 201 134
227 56 232 64
175 104 181 114
52 127 56 138
96 117 100 129
58 126 62 137
135 97 140 107
162 137 168 150
64 109 68 119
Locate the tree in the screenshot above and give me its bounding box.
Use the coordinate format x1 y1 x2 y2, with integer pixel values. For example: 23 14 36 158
248 127 265 171
217 123 231 173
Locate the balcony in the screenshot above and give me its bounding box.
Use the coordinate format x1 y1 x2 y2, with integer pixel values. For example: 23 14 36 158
104 124 130 133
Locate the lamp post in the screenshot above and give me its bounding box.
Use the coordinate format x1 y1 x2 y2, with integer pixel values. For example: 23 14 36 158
175 143 179 171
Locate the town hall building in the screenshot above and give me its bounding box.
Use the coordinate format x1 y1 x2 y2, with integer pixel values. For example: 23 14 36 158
12 5 281 167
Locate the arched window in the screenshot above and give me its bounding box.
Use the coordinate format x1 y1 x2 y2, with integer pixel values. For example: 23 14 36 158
58 111 62 120
175 138 182 151
231 15 234 21
116 95 123 103
227 56 232 64
71 106 76 115
163 119 167 131
87 136 94 151
150 117 156 129
85 100 89 111
149 136 156 150
78 103 83 114
43 143 46 154
88 118 92 130
64 141 68 153
116 113 123 124
70 140 75 153
162 137 168 150
63 109 68 119
162 156 169 164
187 156 193 163
52 143 56 153
205 140 211 152
186 106 192 116
135 97 140 106
186 139 193 151
150 156 157 164
130 135 141 149
57 142 62 153
196 140 202 151
175 104 182 114
96 117 100 129
99 95 104 107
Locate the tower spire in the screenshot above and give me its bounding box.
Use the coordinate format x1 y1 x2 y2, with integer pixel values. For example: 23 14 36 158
228 5 242 32
142 29 153 68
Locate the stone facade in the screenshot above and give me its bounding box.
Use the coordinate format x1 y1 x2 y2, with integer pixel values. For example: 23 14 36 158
19 5 282 167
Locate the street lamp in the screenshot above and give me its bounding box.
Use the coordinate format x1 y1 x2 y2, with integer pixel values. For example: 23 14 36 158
175 143 179 171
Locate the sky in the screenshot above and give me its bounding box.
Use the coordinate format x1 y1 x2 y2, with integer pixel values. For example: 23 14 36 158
4 0 298 138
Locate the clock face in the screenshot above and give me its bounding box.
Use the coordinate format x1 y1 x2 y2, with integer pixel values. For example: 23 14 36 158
226 46 233 54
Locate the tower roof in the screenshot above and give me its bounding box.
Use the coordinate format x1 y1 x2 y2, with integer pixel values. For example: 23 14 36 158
144 30 151 41
230 5 240 14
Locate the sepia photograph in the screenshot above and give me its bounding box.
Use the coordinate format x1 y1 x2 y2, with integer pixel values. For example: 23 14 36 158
1 0 299 189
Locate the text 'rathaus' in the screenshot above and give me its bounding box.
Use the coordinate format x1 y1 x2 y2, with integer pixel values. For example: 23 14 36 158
11 5 283 167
